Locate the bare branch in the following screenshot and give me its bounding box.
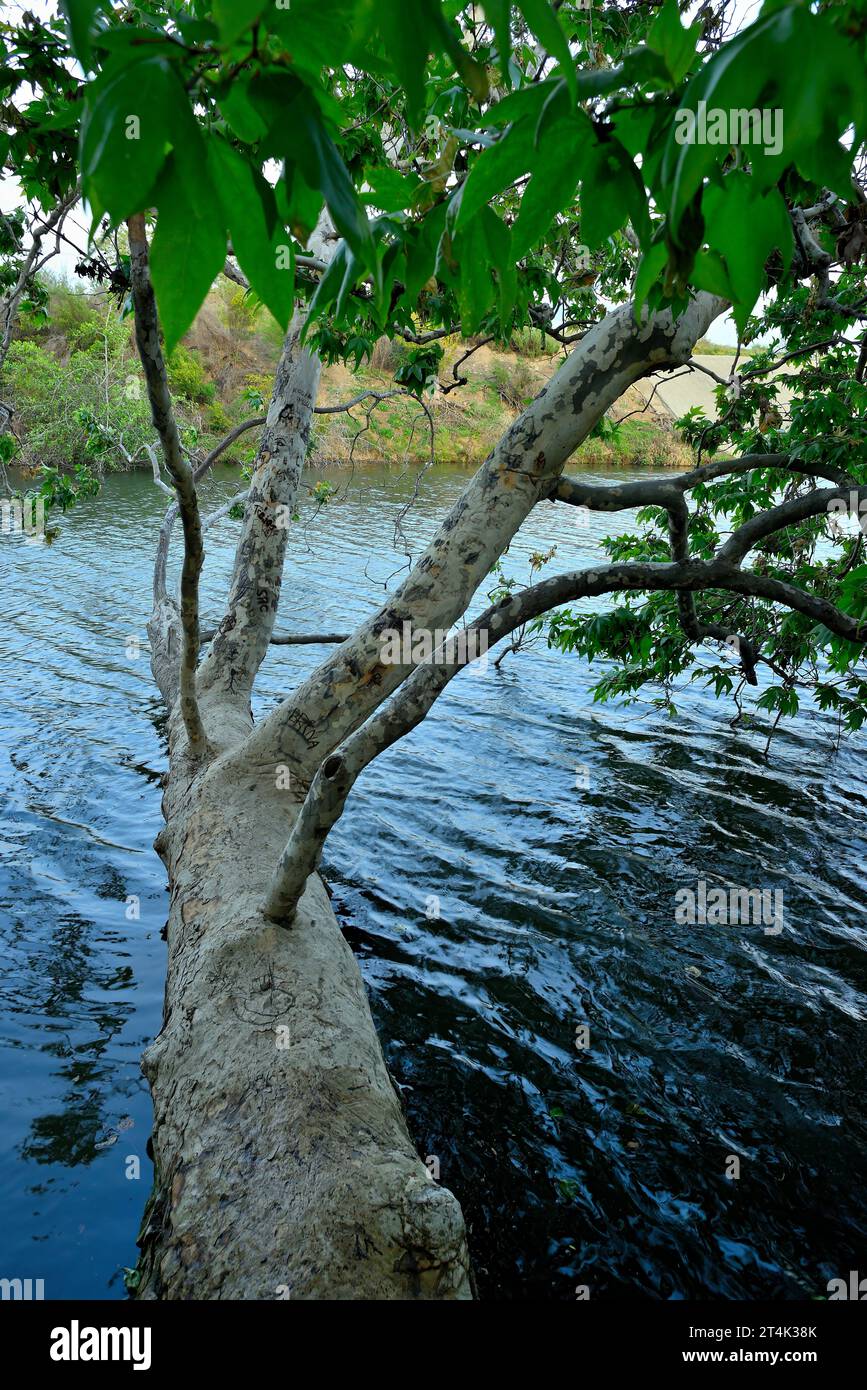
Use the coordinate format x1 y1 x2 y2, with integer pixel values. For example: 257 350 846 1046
0 186 79 377
240 292 729 784
199 628 348 646
222 257 249 290
128 213 207 757
314 388 409 414
719 484 867 565
263 552 867 922
551 452 854 514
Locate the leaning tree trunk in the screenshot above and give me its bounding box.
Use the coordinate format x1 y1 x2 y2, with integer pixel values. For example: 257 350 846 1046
135 697 472 1299
134 281 726 1299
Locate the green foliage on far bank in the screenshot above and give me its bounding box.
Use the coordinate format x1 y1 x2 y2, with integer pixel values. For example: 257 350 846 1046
4 277 690 480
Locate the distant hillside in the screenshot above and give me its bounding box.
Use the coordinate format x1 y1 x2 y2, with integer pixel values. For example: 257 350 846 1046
4 277 694 477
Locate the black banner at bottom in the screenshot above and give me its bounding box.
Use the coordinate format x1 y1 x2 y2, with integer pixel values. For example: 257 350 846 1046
2 1296 864 1373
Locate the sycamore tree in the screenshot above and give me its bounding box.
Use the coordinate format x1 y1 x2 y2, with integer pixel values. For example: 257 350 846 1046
2 0 867 1298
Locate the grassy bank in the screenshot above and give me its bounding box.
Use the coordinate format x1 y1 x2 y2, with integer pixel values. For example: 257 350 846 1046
3 277 694 478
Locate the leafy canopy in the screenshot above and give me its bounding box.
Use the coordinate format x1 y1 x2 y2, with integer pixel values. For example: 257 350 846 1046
1 1 862 350
3 1 867 735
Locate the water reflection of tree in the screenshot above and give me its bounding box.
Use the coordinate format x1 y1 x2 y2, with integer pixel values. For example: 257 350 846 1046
17 909 136 1167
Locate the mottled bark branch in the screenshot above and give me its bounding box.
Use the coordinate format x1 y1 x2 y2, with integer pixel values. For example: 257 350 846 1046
263 554 867 923
554 455 861 684
200 628 347 646
551 453 853 513
720 484 867 565
128 213 207 757
242 292 728 782
195 313 322 703
666 494 759 683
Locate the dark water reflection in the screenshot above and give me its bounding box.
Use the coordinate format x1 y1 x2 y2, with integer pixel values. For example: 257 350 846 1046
1 461 865 1299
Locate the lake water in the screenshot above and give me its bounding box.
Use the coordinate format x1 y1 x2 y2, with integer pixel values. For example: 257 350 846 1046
1 459 866 1300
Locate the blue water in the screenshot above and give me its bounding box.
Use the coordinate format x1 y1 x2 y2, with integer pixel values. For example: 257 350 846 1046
2 461 866 1299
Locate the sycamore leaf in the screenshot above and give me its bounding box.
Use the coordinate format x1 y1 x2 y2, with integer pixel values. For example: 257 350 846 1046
702 176 792 329
150 149 227 355
647 0 702 85
61 0 103 70
80 56 184 222
213 0 267 46
207 137 295 328
454 117 536 230
633 241 668 318
519 0 576 101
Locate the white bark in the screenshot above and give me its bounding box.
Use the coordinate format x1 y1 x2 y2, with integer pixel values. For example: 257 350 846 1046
195 315 322 704
134 685 470 1299
239 293 727 784
139 288 735 1299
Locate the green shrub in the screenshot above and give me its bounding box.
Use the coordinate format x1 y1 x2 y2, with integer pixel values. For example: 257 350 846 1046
206 400 234 434
509 325 560 358
47 281 104 347
167 344 215 403
490 357 536 409
4 333 152 471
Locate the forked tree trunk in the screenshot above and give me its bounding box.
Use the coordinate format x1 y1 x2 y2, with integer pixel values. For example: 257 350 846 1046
135 699 472 1299
135 289 727 1299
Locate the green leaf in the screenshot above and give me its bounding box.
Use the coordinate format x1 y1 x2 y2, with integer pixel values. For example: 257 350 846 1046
486 77 562 128
660 4 867 237
426 4 490 104
269 0 360 71
401 201 448 305
361 166 425 212
512 112 594 258
218 79 269 143
647 0 701 85
450 206 516 334
61 0 102 70
633 241 668 317
288 89 373 265
690 248 734 300
279 163 325 243
213 0 267 46
659 6 790 230
580 139 650 249
207 137 295 329
150 150 227 355
483 0 512 77
483 207 517 326
519 0 576 101
702 176 792 328
376 0 435 125
454 217 492 333
302 241 349 331
80 56 183 222
454 117 536 230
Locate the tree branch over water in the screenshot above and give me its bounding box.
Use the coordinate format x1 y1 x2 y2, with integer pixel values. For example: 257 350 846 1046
127 213 207 758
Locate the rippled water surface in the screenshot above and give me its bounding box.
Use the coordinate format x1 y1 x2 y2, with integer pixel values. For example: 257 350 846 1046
2 460 866 1299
